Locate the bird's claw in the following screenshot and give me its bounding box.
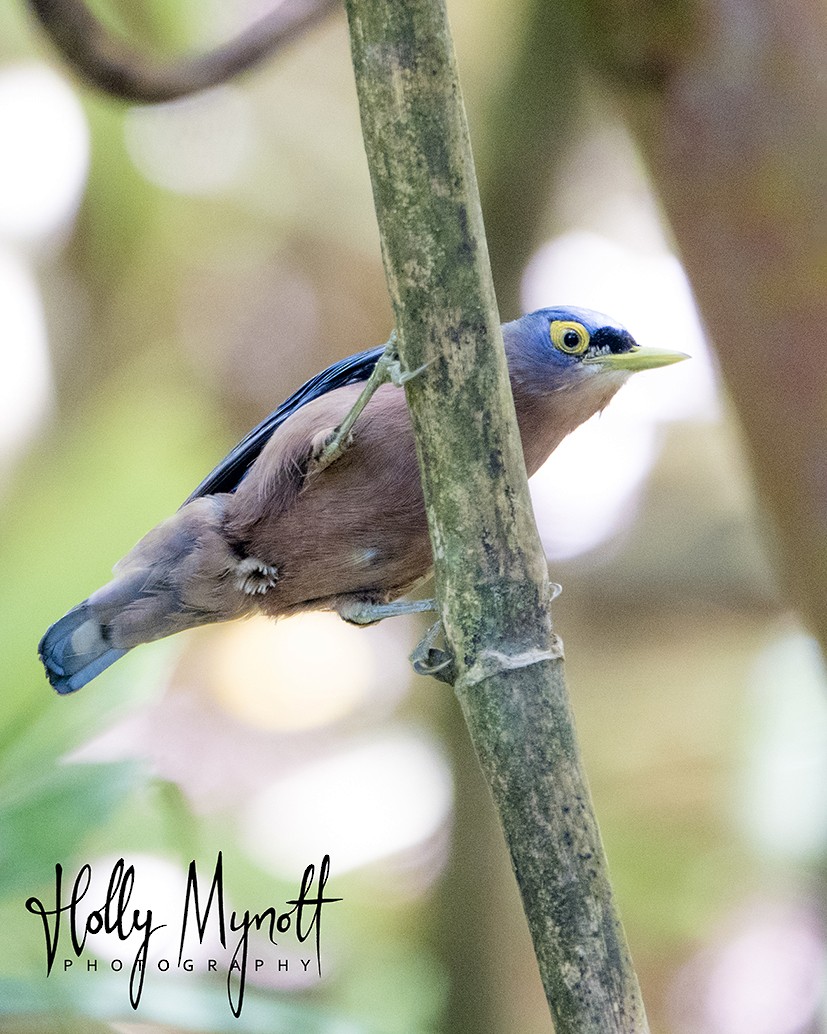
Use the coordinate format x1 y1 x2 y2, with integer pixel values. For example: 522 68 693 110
337 596 437 625
410 619 456 685
236 557 280 595
310 426 354 473
412 647 455 684
378 334 433 388
387 355 433 387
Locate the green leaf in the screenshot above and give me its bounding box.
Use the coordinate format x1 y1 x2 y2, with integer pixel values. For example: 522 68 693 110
0 762 138 898
0 972 392 1034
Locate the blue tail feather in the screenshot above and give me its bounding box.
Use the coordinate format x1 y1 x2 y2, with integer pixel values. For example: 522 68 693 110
38 602 127 695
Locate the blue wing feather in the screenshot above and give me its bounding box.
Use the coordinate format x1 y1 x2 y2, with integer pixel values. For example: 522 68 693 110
182 344 386 504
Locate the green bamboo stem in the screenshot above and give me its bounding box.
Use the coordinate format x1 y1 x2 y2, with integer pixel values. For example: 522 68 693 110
344 0 648 1029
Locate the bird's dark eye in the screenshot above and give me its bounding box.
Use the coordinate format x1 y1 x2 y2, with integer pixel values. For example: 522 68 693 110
550 320 590 355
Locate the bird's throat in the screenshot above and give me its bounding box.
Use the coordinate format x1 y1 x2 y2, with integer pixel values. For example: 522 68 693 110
512 371 630 477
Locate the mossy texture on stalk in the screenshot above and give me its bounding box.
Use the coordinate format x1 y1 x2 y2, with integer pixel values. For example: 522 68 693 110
345 0 648 1030
346 0 549 657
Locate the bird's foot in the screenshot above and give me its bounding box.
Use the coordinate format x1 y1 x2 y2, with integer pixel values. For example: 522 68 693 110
309 426 355 474
336 598 455 684
337 596 438 626
377 333 433 387
313 333 431 475
236 557 280 595
410 619 455 685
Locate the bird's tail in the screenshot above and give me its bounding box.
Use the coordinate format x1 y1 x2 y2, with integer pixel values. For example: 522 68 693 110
38 600 128 695
39 495 251 695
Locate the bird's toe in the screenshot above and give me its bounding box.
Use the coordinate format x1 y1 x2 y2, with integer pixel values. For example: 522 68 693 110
235 557 280 595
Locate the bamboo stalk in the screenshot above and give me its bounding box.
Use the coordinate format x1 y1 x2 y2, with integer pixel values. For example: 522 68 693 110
344 0 648 1029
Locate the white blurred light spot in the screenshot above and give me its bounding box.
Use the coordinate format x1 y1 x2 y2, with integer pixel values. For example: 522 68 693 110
530 414 656 561
740 633 827 859
125 86 254 195
521 230 719 559
672 903 824 1034
210 612 377 731
0 247 51 460
0 64 89 242
707 918 822 1034
522 230 718 423
78 854 219 966
240 731 453 876
76 851 322 994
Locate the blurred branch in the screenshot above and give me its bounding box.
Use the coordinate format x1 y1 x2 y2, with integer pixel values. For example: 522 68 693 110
25 0 339 102
479 0 581 319
566 0 827 653
345 0 648 1029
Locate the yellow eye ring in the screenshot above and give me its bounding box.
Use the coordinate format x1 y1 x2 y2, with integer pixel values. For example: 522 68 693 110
550 320 590 355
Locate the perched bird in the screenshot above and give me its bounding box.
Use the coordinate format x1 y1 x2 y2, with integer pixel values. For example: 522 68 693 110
39 307 685 694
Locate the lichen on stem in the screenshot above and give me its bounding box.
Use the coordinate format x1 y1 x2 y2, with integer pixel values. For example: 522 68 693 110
344 0 649 1029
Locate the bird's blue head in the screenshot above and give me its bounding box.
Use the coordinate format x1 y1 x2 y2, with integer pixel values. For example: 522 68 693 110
504 306 687 396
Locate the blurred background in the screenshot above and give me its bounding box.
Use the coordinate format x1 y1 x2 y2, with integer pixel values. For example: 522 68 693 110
1 0 825 1031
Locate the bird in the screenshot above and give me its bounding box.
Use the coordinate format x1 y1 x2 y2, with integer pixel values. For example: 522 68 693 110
39 307 686 694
